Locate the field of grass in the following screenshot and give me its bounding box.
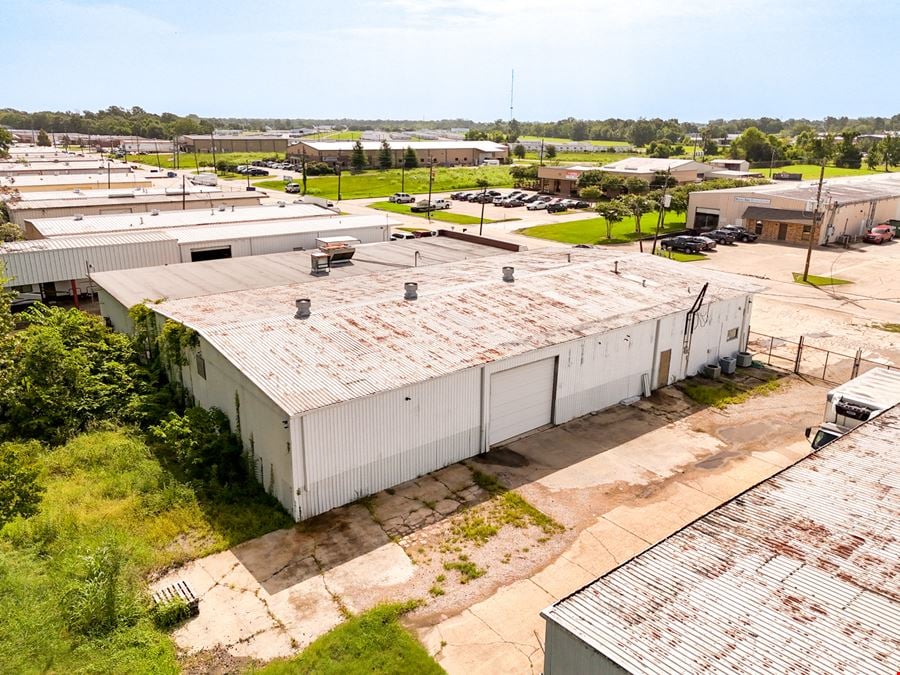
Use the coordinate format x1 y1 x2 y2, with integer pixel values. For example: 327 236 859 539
762 164 885 180
520 211 685 245
369 201 499 225
519 136 630 147
680 377 784 409
255 166 514 200
254 602 443 675
303 130 363 141
792 272 852 286
521 151 631 164
126 151 285 170
654 249 707 262
0 430 292 673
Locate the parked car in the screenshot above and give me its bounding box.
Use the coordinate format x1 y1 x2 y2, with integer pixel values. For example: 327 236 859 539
503 198 524 208
391 231 417 240
526 200 549 210
547 202 567 213
561 199 580 209
389 192 415 203
246 167 269 176
684 235 716 251
166 171 177 178
661 236 703 253
486 190 502 197
704 229 736 245
722 225 759 242
411 199 451 212
573 200 589 209
863 224 895 244
492 195 506 206
522 194 541 203
413 229 439 238
450 192 468 200
10 292 41 313
285 183 301 194
471 193 494 204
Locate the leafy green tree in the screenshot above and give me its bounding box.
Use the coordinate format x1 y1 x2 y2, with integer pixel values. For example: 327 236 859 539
507 118 521 143
0 222 23 242
571 120 589 141
875 136 900 171
579 186 602 202
621 194 654 233
865 145 883 171
36 129 51 147
576 170 604 189
0 127 11 158
402 146 418 169
647 141 675 158
0 441 43 527
628 120 656 147
834 131 862 168
0 306 149 444
350 140 366 173
545 144 557 160
377 140 392 170
596 200 626 240
509 164 538 180
729 127 775 162
513 144 526 160
624 177 648 195
650 171 677 189
600 174 625 198
0 262 15 352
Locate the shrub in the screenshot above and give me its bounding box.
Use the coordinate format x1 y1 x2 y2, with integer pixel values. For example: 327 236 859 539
304 161 333 176
151 596 190 629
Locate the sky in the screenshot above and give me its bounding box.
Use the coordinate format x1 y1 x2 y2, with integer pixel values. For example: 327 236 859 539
6 0 899 123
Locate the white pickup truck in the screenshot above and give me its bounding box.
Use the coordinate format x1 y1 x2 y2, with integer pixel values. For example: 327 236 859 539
410 199 451 213
805 367 900 448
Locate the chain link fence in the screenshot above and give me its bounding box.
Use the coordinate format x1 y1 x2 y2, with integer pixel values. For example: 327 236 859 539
747 331 898 385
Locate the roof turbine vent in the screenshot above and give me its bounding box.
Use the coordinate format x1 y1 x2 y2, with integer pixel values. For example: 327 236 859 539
295 298 311 319
502 266 515 282
404 282 418 300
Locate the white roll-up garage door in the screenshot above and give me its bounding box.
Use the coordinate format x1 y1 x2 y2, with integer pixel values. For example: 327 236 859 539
489 357 556 445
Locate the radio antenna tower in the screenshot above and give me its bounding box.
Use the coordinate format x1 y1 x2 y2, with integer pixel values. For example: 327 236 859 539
509 69 515 122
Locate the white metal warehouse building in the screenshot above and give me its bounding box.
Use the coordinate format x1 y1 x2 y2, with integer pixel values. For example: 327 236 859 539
131 248 760 520
541 404 900 675
0 215 395 293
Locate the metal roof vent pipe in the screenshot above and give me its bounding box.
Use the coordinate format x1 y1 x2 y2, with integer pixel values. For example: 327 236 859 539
404 282 418 300
502 266 515 282
295 298 311 319
614 260 619 275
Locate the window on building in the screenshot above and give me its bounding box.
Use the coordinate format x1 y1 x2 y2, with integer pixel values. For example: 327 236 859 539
801 223 812 241
196 353 207 379
726 328 739 341
754 220 763 235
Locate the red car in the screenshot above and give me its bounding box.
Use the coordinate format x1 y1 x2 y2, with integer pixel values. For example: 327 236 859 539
863 224 895 244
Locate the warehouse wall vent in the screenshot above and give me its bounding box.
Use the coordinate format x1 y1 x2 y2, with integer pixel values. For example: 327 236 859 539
295 298 311 319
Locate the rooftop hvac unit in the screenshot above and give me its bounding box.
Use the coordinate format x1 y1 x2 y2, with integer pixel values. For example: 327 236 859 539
150 209 160 216
74 214 84 221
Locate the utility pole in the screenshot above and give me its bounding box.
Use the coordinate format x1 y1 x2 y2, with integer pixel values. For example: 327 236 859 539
401 161 405 193
652 168 672 255
210 131 217 175
107 161 111 189
479 184 487 236
769 146 777 178
426 158 435 223
336 163 342 201
539 139 544 167
182 175 186 210
802 160 827 283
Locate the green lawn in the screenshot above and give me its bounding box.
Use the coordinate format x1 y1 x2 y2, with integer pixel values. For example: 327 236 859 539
254 602 443 675
763 164 885 180
520 211 685 245
126 151 285 170
519 136 631 147
369 201 499 225
654 249 707 262
792 272 852 286
0 430 291 674
256 166 514 200
522 151 632 164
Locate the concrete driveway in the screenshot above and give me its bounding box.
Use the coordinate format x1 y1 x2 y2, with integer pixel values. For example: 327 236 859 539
154 368 826 673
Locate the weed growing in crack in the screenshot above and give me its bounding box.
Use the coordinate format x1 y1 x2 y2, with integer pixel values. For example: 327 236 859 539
429 584 445 597
443 556 485 584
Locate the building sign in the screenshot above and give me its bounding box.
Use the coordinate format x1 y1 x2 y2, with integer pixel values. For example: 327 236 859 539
565 172 580 180
735 197 771 205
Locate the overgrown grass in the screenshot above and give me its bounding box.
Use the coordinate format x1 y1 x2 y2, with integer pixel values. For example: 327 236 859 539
875 322 900 333
368 201 499 225
443 556 486 584
255 166 514 199
680 377 784 409
253 601 443 675
520 211 685 245
521 151 632 164
0 430 291 673
792 272 852 286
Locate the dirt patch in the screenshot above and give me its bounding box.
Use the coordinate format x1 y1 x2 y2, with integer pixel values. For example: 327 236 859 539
696 449 742 469
472 446 530 468
180 646 259 675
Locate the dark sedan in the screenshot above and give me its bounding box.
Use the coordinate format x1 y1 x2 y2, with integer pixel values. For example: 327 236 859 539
661 236 703 254
704 229 737 245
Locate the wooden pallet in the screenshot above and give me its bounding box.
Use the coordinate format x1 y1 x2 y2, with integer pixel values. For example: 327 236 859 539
152 579 199 616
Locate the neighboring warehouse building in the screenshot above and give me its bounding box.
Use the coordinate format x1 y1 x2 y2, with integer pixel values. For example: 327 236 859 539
541 404 900 675
0 173 151 193
0 215 396 297
4 188 262 225
94 236 509 332
116 248 759 519
22 203 337 239
179 135 292 153
687 172 900 243
538 158 711 195
286 140 509 167
0 161 133 176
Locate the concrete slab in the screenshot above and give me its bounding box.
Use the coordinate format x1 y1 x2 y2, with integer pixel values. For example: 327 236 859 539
530 554 597 600
322 543 415 613
266 576 344 650
467 579 555 647
172 583 275 655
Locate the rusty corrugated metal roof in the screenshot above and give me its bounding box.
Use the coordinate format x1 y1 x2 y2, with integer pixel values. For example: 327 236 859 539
152 248 762 416
542 406 900 674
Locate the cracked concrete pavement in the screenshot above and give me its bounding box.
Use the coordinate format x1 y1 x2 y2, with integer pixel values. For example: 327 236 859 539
153 371 826 672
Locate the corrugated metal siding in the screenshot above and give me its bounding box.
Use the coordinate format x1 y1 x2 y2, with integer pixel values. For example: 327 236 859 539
1 233 180 286
544 622 625 675
297 368 480 518
542 407 900 675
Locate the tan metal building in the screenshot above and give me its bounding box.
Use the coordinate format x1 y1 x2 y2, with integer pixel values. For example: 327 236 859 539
1 173 151 194
538 158 711 195
179 135 292 153
687 173 900 244
0 161 133 177
286 140 509 168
